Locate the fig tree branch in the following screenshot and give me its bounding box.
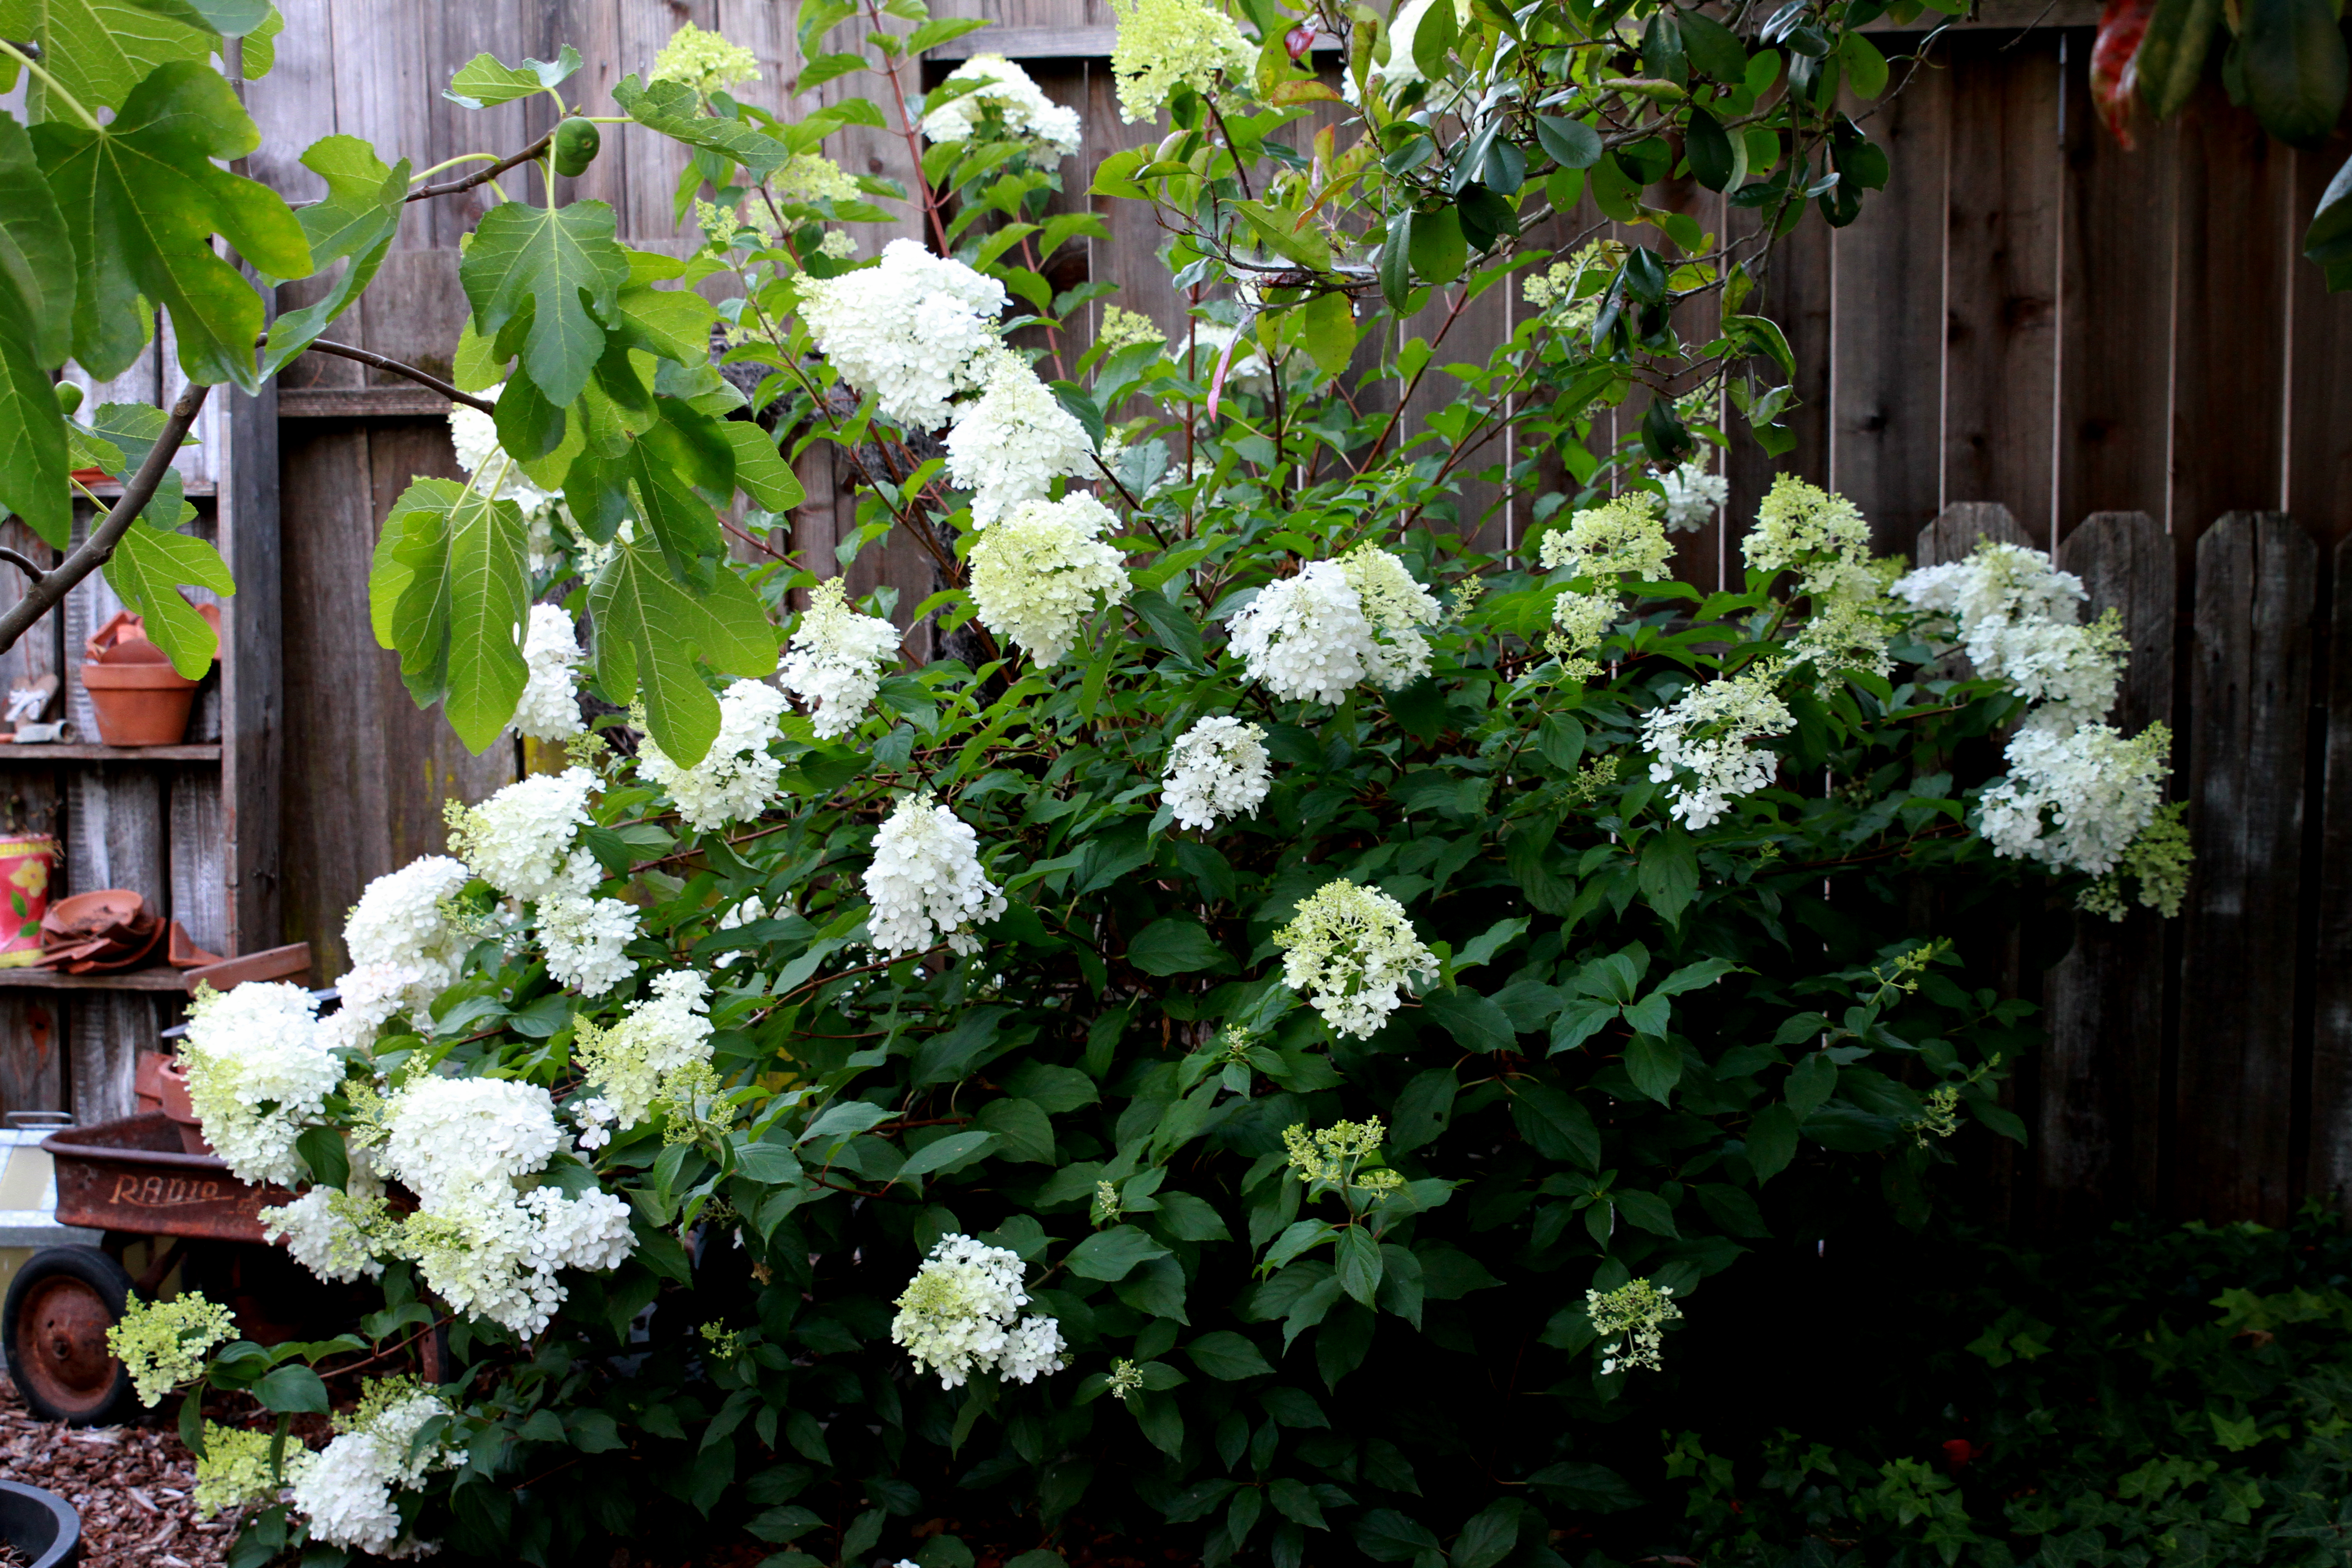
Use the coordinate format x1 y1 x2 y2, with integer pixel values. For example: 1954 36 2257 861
0 382 211 659
300 338 497 413
406 127 556 202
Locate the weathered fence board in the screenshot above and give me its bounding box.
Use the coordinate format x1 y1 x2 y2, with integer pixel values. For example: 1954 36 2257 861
2039 511 2175 1225
2310 532 2352 1206
1942 36 2064 545
2176 513 2314 1223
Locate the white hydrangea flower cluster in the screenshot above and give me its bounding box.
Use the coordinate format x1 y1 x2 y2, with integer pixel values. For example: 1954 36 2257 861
1231 548 1439 705
1641 666 1796 831
1232 563 1372 705
891 1234 1067 1389
1892 538 2172 882
446 768 642 994
286 1382 463 1558
1979 721 2172 878
512 605 585 742
181 982 339 1188
1162 716 1271 831
638 678 788 831
967 493 1132 665
1658 460 1729 531
921 54 1083 158
945 351 1098 527
1588 1278 1682 1375
1892 541 2126 729
649 20 761 95
1274 879 1438 1039
262 1176 391 1284
796 239 1008 430
864 793 1007 958
1742 475 1897 676
779 579 900 739
375 1076 636 1335
322 853 474 1052
572 970 715 1130
445 768 598 903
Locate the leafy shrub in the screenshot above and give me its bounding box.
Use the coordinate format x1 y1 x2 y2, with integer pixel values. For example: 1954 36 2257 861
1624 1209 2352 1568
5 5 2200 1568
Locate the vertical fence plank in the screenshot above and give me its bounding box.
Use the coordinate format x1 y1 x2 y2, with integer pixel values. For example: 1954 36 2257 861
1942 34 2062 544
2040 511 2175 1225
2312 533 2352 1205
2176 512 2314 1222
2053 63 2177 537
1830 60 1950 555
2169 93 2292 541
1915 500 2033 566
2287 134 2352 543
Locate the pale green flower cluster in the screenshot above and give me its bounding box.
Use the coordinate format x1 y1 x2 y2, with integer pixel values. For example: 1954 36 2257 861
2080 799 2192 921
193 1423 282 1518
1587 1277 1682 1374
1539 493 1674 583
107 1290 237 1407
1743 475 1897 676
968 492 1133 664
1523 242 1624 334
773 153 861 207
1097 306 1166 353
650 22 761 96
699 1322 747 1359
1274 881 1436 1039
1109 0 1256 122
1107 1358 1146 1401
1282 1117 1387 1184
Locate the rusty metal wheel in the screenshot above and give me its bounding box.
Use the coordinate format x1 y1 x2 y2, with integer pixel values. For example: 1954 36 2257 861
3 1247 138 1426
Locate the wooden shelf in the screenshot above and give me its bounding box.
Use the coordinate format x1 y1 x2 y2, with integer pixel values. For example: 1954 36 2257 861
0 967 192 992
278 385 452 419
0 743 221 762
77 477 217 499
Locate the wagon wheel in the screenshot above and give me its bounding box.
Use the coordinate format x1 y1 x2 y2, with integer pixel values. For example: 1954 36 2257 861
2 1248 140 1426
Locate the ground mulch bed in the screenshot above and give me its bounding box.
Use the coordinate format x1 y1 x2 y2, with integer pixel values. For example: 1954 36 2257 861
0 1379 230 1568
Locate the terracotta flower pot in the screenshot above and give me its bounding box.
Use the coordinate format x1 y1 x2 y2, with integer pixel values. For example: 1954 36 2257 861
156 1056 212 1156
79 638 196 746
0 835 55 968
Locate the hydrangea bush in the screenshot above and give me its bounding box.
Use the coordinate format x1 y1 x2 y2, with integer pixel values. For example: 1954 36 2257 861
124 5 2197 1565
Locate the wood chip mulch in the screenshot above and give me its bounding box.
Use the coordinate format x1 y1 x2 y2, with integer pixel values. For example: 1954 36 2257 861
0 1378 230 1568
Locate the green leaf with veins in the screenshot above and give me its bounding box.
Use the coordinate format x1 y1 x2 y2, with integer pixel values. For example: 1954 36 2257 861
238 1 279 74
718 421 805 511
33 61 311 387
0 309 70 548
444 46 581 108
0 0 217 118
87 400 187 526
611 75 789 176
260 135 410 377
0 116 77 366
102 523 233 676
457 199 630 407
588 536 779 766
367 477 532 754
609 250 723 364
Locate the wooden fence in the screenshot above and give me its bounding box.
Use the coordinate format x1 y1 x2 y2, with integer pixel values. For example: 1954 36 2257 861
0 0 2339 1227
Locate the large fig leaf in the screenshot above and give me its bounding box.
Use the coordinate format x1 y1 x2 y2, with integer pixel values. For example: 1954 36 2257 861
103 523 233 676
368 477 532 754
458 199 630 407
444 46 581 109
588 539 779 765
260 135 411 377
33 60 310 387
0 0 216 118
0 117 76 367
